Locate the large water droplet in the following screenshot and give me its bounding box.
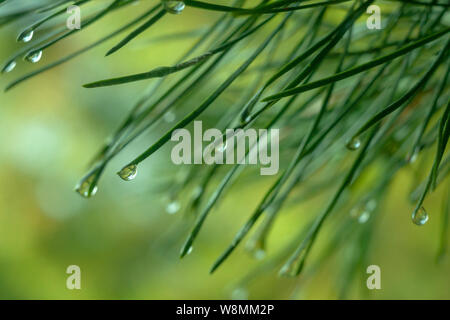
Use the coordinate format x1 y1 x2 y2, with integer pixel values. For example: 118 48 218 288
166 200 180 214
163 1 185 14
117 164 138 181
74 175 98 198
412 206 428 226
25 50 42 63
17 29 34 43
2 60 16 73
346 136 361 151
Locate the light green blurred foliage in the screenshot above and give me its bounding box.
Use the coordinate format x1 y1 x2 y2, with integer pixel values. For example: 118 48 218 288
0 0 449 299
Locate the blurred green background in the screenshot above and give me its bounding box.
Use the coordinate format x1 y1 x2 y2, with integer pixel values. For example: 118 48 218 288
0 1 449 299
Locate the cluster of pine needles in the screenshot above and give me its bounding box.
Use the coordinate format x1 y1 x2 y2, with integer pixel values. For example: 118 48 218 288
1 0 449 290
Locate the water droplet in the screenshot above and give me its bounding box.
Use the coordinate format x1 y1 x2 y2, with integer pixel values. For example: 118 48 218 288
366 199 377 211
2 60 16 73
358 211 370 224
163 110 176 123
25 50 42 63
412 206 428 226
166 200 180 214
246 238 266 260
346 136 361 151
253 248 266 260
74 174 98 198
163 1 185 14
17 29 34 43
215 140 227 153
279 263 295 277
350 200 376 224
186 246 193 255
407 148 419 163
192 186 203 199
118 164 138 181
231 287 249 300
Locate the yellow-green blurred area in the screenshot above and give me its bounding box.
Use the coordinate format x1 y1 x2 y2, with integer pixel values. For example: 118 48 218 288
0 1 449 299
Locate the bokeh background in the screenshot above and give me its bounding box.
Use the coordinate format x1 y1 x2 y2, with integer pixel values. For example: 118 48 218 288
0 1 449 299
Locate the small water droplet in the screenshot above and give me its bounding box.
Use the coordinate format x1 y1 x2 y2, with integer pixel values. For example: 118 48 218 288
215 140 227 153
192 186 203 198
407 148 419 163
245 238 266 260
2 60 16 73
118 164 138 181
186 246 193 255
253 248 266 260
366 199 377 211
162 1 185 14
412 206 428 226
163 110 176 123
25 50 42 63
279 263 295 277
17 29 34 43
74 174 98 198
166 200 180 214
346 137 361 151
358 211 370 224
350 200 376 223
231 287 249 300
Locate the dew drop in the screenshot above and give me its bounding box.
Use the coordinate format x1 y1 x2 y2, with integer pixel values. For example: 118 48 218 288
2 60 16 73
189 186 203 209
358 211 370 224
253 248 266 260
162 1 185 14
366 199 377 211
412 206 428 226
231 288 249 300
186 246 193 255
192 186 203 199
245 238 266 260
118 164 138 181
350 200 376 224
346 136 361 151
215 140 227 153
279 263 295 277
25 50 42 63
17 29 34 43
74 175 98 198
407 148 419 163
166 200 180 214
163 110 176 123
